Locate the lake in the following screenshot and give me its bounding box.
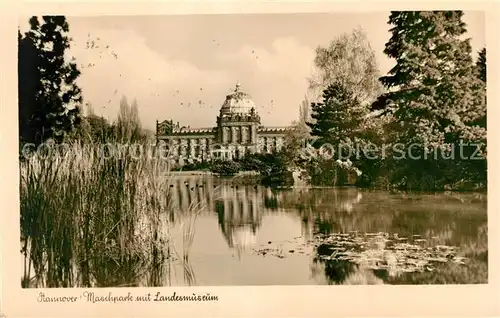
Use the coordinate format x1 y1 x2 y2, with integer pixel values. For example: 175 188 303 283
21 173 487 287
143 174 488 286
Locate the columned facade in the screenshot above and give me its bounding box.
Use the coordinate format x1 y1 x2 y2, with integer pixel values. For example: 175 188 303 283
156 82 290 165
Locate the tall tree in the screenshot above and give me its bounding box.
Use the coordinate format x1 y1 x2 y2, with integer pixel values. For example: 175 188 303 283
299 95 310 125
283 106 310 165
302 83 366 186
75 103 114 142
476 47 486 83
473 47 487 129
374 11 486 147
309 27 384 106
307 82 366 147
18 16 83 145
116 96 143 142
372 11 486 190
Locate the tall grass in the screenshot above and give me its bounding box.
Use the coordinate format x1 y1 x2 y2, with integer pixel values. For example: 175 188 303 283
20 139 201 287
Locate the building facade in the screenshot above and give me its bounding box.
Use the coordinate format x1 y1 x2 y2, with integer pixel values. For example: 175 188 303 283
156 83 290 165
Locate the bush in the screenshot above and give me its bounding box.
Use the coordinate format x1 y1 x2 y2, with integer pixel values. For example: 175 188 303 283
303 158 358 187
173 160 210 171
261 171 294 187
210 159 241 176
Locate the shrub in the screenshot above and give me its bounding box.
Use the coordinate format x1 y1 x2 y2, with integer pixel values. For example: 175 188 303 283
210 159 241 176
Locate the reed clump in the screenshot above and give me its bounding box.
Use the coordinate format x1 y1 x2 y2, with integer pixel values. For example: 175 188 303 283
20 140 179 287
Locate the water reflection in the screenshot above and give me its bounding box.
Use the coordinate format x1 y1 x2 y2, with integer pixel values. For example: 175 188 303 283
24 174 488 287
164 175 486 286
169 176 486 285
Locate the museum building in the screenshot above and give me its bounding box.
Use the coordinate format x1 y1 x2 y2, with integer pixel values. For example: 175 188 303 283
156 82 291 164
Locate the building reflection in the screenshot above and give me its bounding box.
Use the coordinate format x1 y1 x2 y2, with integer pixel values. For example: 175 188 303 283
166 176 370 249
215 184 265 254
166 175 267 253
166 174 216 217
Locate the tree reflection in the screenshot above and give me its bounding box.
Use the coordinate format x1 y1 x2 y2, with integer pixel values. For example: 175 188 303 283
25 171 486 287
297 190 488 285
313 244 357 284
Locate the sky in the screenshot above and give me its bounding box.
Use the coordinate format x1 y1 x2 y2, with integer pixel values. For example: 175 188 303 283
20 12 485 130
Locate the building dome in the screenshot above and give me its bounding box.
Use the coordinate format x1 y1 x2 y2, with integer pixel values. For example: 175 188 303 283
220 82 256 115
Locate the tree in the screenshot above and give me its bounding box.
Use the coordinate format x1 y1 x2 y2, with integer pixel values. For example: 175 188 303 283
115 96 144 142
373 11 486 190
282 120 309 166
375 11 486 147
74 103 114 142
477 47 486 83
307 82 366 147
309 27 384 106
282 96 312 160
299 95 310 125
18 16 82 145
471 47 487 129
303 82 367 186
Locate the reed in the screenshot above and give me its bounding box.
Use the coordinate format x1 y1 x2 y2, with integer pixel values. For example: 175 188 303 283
19 140 197 287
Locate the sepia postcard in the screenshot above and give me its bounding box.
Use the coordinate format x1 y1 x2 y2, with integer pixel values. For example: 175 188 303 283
1 1 499 317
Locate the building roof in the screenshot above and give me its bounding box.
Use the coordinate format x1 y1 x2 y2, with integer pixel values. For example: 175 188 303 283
220 82 257 115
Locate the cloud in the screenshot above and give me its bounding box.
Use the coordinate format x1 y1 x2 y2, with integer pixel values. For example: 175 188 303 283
64 21 316 130
67 25 235 130
19 13 484 131
214 37 316 126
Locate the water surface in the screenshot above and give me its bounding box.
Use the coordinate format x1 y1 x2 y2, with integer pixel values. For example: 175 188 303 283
23 174 487 287
156 175 488 286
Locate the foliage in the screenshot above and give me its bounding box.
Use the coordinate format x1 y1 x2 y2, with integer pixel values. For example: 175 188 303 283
18 16 82 145
377 11 485 146
69 103 113 142
309 27 384 106
68 98 150 143
367 11 487 190
307 82 367 147
210 159 241 176
476 47 486 83
115 96 145 142
19 141 187 287
302 82 367 186
473 47 487 129
207 153 294 186
237 154 269 172
249 152 294 187
173 161 211 172
280 125 308 167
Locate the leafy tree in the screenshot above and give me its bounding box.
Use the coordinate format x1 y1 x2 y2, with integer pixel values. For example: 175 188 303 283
373 11 486 190
18 16 82 145
375 11 485 147
115 96 144 142
72 103 114 142
299 95 311 125
309 27 384 106
306 28 386 185
210 159 240 176
281 97 312 166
